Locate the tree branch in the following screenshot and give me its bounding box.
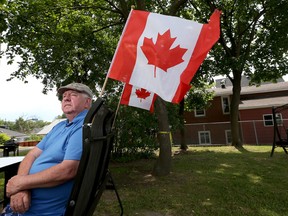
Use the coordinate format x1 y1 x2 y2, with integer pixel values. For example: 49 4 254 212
240 8 266 71
188 0 207 22
169 0 188 16
91 21 125 34
156 0 167 14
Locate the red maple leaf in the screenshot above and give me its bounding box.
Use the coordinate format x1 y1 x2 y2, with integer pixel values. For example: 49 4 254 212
135 88 151 102
141 29 188 77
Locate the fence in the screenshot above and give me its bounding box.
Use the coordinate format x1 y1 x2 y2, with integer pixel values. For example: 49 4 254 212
172 119 282 145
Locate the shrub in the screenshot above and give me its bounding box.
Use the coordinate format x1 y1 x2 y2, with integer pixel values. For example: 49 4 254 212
25 134 43 141
0 133 11 144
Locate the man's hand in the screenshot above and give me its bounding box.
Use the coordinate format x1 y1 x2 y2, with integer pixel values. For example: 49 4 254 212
6 175 25 196
10 190 31 214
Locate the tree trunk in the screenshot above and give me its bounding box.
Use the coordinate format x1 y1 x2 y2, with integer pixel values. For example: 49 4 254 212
179 99 188 151
230 72 243 147
152 97 172 176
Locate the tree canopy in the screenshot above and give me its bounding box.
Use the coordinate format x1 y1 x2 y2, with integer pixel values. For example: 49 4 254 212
1 0 126 93
1 0 287 89
1 0 287 171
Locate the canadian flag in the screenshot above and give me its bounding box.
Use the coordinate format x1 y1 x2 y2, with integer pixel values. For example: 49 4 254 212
120 83 157 112
108 9 221 103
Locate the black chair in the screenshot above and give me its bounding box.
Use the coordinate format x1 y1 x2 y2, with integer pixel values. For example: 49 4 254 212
270 104 288 157
1 139 19 157
65 98 123 216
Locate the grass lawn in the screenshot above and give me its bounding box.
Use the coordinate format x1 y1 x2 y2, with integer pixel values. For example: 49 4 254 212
1 146 288 215
94 145 288 216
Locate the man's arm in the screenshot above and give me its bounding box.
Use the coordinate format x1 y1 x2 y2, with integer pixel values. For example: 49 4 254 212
6 159 79 196
8 147 42 213
18 147 43 175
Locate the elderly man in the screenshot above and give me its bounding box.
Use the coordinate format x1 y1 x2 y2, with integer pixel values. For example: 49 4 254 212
3 83 93 216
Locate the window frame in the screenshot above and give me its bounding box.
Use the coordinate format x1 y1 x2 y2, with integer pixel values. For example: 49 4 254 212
225 130 232 145
198 131 211 145
194 108 206 117
221 96 230 114
263 114 274 127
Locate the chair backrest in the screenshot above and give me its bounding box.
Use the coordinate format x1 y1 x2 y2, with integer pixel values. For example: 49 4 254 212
272 104 288 142
65 98 115 216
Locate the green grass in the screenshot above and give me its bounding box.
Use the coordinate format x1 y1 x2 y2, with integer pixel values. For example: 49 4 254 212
94 145 288 216
2 146 288 215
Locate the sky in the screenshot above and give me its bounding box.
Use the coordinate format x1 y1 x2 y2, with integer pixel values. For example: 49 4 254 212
0 55 62 122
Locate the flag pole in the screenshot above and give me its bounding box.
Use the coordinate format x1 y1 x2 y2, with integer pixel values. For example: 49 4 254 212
112 95 121 130
97 74 121 129
111 84 125 129
99 75 109 98
100 5 135 127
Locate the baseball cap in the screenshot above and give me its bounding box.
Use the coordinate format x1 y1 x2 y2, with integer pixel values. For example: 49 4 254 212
57 83 93 98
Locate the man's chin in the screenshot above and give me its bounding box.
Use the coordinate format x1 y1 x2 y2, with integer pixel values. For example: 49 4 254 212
63 110 73 115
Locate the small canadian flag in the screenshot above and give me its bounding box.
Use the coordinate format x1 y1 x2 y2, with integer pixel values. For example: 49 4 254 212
120 83 157 112
108 9 221 103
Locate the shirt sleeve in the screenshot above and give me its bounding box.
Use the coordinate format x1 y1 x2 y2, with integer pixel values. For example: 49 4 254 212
36 132 50 150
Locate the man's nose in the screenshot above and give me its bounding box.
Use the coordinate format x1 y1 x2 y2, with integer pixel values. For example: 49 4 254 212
63 95 71 101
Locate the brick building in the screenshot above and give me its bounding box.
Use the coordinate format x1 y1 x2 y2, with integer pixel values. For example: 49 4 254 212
173 77 288 145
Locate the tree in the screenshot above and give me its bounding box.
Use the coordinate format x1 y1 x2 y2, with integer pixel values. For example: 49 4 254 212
188 0 288 147
0 0 7 33
1 0 124 93
0 0 188 176
11 117 48 134
2 0 287 173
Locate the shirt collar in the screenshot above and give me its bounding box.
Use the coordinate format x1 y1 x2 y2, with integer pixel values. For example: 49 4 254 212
65 109 89 127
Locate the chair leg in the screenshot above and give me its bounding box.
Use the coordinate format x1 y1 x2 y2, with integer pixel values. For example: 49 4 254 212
107 171 124 216
270 144 275 157
283 146 288 154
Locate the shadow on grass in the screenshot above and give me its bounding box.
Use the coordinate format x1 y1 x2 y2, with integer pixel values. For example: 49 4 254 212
94 146 288 216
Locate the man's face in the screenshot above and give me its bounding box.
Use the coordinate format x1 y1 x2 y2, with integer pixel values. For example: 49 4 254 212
61 90 90 116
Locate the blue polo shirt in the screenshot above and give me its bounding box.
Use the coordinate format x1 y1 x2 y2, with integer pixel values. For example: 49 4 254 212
23 109 88 216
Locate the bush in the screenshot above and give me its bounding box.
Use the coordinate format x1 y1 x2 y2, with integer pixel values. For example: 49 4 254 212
111 106 158 161
25 134 43 141
105 92 181 162
0 133 11 144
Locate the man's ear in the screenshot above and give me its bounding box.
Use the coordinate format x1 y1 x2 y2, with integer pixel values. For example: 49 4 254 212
85 98 92 109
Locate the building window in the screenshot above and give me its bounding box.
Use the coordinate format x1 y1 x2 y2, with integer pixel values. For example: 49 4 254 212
263 114 273 126
198 131 211 144
194 108 205 117
225 130 232 145
221 96 230 114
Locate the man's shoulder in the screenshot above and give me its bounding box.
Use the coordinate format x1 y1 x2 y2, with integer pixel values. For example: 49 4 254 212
73 109 89 123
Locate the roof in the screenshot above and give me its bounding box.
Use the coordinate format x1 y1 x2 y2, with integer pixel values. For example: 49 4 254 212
213 81 288 96
215 76 284 88
0 128 27 137
37 118 66 135
239 96 288 110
